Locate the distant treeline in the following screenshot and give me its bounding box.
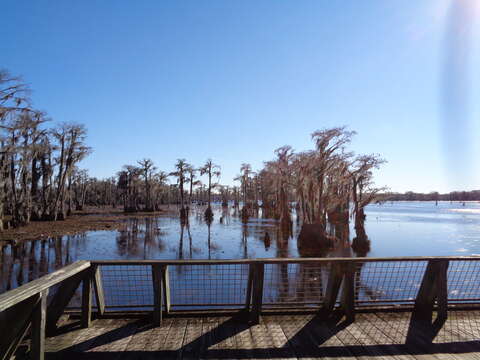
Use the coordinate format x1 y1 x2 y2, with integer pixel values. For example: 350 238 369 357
384 190 480 202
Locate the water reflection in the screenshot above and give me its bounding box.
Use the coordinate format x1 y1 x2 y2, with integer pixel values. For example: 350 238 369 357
264 262 328 306
2 201 480 294
0 235 88 293
207 221 212 259
115 218 165 259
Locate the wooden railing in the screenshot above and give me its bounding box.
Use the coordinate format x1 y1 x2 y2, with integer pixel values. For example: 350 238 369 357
0 261 92 360
1 256 480 359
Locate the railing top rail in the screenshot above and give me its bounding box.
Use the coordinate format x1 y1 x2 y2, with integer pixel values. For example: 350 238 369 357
0 260 91 312
3 255 480 312
91 255 480 266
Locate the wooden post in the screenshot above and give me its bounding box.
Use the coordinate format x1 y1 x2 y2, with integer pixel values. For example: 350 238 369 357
436 262 448 321
340 263 356 321
0 261 90 360
31 290 48 360
323 262 344 314
245 264 254 310
161 265 171 314
0 321 29 360
92 265 105 316
250 262 264 324
81 274 92 328
46 270 87 335
152 264 163 326
414 259 449 321
0 295 38 360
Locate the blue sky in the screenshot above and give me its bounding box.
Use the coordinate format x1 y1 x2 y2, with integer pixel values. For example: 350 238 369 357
1 1 479 193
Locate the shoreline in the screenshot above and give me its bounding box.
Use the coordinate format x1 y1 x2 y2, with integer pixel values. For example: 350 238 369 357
0 206 177 243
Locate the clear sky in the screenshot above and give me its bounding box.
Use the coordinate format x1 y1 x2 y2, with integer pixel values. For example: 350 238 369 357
1 0 479 193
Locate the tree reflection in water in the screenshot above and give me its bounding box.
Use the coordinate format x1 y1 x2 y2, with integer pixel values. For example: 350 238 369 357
178 221 184 260
186 222 193 258
241 224 248 259
0 205 374 298
0 234 89 293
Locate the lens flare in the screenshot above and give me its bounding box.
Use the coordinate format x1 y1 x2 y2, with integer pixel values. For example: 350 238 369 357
441 0 478 189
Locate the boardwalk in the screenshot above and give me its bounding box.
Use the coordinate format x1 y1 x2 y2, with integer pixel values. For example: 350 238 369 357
3 258 480 359
37 310 480 359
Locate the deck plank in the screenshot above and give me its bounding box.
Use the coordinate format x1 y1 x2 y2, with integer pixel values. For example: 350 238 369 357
162 318 188 360
249 319 273 359
217 317 239 355
296 315 356 360
255 317 290 360
80 319 138 360
141 318 173 360
276 314 322 360
354 313 417 360
344 317 406 360
233 317 262 360
261 315 298 360
203 317 220 360
213 316 241 359
374 312 460 360
181 318 204 360
36 311 480 360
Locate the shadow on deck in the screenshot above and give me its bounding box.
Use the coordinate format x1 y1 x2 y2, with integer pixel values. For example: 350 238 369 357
34 310 480 359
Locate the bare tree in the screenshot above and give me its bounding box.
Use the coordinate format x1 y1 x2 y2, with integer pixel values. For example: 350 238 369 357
0 69 94 229
219 185 230 207
252 127 386 251
310 126 355 228
350 154 387 245
200 159 220 220
118 165 141 212
151 171 169 209
186 165 200 206
234 163 253 222
72 169 90 211
272 145 294 228
51 123 91 220
137 158 156 211
0 69 31 229
170 159 189 219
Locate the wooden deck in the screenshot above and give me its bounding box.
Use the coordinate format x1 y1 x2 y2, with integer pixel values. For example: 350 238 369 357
4 258 480 360
26 310 480 359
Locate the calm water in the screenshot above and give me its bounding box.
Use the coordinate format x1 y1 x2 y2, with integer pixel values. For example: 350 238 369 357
1 201 480 294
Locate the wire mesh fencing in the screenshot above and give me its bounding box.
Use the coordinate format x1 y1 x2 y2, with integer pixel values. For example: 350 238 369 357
94 263 250 310
100 265 154 309
262 262 328 307
447 260 480 303
169 263 249 309
354 260 428 307
83 258 480 312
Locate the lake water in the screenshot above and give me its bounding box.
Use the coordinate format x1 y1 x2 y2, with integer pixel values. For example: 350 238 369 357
1 201 480 294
